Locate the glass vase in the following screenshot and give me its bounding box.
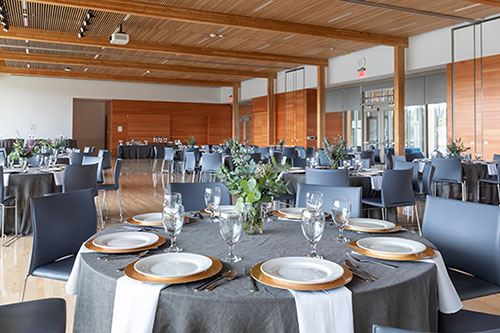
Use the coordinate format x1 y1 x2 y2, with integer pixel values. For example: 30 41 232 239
242 202 263 235
20 157 29 173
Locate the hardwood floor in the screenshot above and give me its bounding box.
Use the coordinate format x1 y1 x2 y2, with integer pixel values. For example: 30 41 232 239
0 159 498 332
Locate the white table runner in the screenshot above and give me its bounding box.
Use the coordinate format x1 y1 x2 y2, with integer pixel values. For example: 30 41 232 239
3 170 64 186
66 244 93 295
289 286 354 333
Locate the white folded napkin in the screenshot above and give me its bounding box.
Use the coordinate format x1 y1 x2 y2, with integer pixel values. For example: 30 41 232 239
487 163 497 176
419 251 462 314
111 276 167 333
289 286 354 333
3 173 8 187
370 175 383 191
66 244 93 295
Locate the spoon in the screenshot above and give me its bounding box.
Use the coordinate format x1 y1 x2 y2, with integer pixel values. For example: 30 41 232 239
206 270 238 291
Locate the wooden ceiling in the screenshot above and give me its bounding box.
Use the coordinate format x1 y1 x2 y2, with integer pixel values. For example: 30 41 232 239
0 0 499 87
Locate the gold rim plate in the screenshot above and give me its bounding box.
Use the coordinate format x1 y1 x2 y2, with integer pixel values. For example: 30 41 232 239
344 224 403 233
251 262 352 291
124 256 222 284
84 235 166 253
347 240 435 261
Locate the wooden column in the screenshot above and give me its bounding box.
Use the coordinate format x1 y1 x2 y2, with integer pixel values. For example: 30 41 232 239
267 77 275 145
345 110 352 146
232 84 239 139
316 65 326 148
394 45 405 156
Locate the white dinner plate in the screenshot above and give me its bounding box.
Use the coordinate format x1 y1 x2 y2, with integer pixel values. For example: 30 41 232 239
356 237 426 256
133 212 162 224
277 208 305 219
134 253 213 278
347 218 395 230
261 257 344 285
92 232 159 250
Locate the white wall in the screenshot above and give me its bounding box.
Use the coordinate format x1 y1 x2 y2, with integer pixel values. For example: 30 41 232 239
0 75 223 138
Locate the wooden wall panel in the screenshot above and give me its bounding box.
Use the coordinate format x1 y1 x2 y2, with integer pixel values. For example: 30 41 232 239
306 89 317 148
239 105 251 117
251 96 268 147
127 115 171 142
482 55 500 160
172 115 208 144
276 93 286 144
325 112 344 140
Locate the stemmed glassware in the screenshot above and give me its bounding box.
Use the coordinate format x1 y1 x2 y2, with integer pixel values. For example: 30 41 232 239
162 205 185 252
331 199 351 243
164 192 182 214
204 187 221 222
306 191 323 213
301 209 325 259
219 210 243 263
261 201 273 223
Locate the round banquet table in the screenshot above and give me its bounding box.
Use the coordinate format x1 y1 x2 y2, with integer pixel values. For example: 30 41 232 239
74 220 438 333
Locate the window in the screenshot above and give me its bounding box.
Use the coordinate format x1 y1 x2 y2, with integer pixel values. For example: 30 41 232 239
427 103 447 154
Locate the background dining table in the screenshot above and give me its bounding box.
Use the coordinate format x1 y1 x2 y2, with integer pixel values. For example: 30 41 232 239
73 218 438 333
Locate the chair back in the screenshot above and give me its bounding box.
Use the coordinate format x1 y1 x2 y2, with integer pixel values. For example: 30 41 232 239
380 169 416 207
393 160 420 192
372 325 417 333
112 159 123 187
372 149 381 163
201 153 222 172
405 152 425 161
63 164 98 196
282 147 296 160
306 147 315 158
164 147 175 161
0 166 5 203
423 196 500 287
83 147 90 153
70 152 84 165
292 157 307 168
361 159 371 169
168 182 231 212
249 153 261 163
0 148 6 166
385 153 393 169
184 152 196 172
28 189 97 275
317 149 331 166
82 155 104 183
257 147 270 159
431 157 462 182
295 147 306 159
98 150 112 170
186 148 201 163
392 155 406 164
306 168 349 186
360 150 375 167
296 183 362 217
271 151 283 165
493 154 500 163
421 164 435 195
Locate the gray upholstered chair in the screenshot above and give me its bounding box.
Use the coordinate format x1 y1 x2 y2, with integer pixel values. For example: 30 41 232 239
405 152 425 161
0 166 18 247
161 147 176 175
257 147 270 159
249 153 261 163
361 150 375 167
97 149 112 172
317 149 331 167
296 183 362 217
415 164 435 201
295 146 306 159
168 182 231 212
306 168 349 187
422 196 500 301
0 298 66 333
98 159 123 221
200 153 222 182
393 160 420 192
478 154 500 205
291 157 306 168
431 157 466 201
82 155 104 184
182 151 198 182
0 148 7 166
21 189 96 301
306 147 315 159
282 147 296 162
70 152 84 165
271 151 283 165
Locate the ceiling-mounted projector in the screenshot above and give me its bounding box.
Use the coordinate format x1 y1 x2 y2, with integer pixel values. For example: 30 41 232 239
110 23 129 45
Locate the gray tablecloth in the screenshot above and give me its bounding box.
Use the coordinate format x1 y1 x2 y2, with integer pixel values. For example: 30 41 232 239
4 172 58 235
74 221 438 333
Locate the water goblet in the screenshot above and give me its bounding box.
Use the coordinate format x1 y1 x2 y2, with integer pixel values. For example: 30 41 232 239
162 204 185 252
163 192 182 215
219 210 243 263
204 187 221 222
261 201 273 223
331 199 351 243
306 191 323 213
301 209 325 259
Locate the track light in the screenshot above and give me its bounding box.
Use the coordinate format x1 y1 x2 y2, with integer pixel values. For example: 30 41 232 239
0 11 6 19
3 24 8 32
79 26 87 33
77 10 95 38
78 32 85 38
86 10 94 20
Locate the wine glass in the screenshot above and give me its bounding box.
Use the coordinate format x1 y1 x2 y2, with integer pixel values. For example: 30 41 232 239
219 210 243 263
306 191 323 213
301 209 325 259
261 201 273 223
204 187 221 222
331 199 351 243
162 204 185 252
163 192 182 216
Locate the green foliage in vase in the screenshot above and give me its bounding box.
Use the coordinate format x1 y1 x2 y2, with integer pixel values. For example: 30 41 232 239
447 138 470 158
41 136 65 152
323 135 348 169
185 136 196 148
217 138 291 216
8 138 41 160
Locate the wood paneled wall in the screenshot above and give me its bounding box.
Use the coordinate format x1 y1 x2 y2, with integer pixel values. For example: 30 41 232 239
108 100 232 156
325 112 344 140
447 53 500 160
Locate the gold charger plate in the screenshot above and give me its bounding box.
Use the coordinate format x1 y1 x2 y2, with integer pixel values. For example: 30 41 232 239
347 240 435 261
84 235 166 253
126 216 188 227
344 224 403 233
124 256 222 284
251 262 352 291
272 210 328 220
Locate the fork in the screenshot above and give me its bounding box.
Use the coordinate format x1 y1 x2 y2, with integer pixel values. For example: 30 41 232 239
346 252 399 269
245 265 259 292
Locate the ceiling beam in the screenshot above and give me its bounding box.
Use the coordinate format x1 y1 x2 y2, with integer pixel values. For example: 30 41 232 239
0 27 328 66
466 0 500 7
24 0 408 47
0 64 235 87
0 50 274 78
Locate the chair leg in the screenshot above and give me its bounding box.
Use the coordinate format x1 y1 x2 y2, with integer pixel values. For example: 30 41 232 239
3 199 20 247
477 181 481 203
414 205 422 236
1 204 5 246
152 159 157 173
20 275 29 302
117 189 123 222
161 160 166 173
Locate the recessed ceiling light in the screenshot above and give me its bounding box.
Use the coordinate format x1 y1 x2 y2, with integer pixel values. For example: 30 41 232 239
283 34 295 40
25 48 29 54
328 12 352 23
146 70 150 73
218 34 224 38
253 0 274 13
84 68 88 72
256 44 271 50
330 47 335 51
26 63 30 68
454 3 480 12
389 22 416 31
210 33 217 38
93 54 99 59
64 67 71 72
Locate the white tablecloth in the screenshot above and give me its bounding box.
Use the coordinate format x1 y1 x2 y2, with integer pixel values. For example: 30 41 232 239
3 170 64 186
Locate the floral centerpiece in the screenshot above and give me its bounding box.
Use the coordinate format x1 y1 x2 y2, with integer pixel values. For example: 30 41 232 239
323 135 348 169
8 139 41 171
185 136 196 148
41 136 65 154
217 138 291 235
447 138 470 158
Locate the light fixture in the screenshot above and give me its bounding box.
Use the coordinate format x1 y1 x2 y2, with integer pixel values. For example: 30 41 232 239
84 68 88 72
86 10 94 20
253 0 274 13
78 10 95 38
283 34 295 40
161 59 168 64
196 37 208 45
209 33 216 38
123 14 131 21
389 22 416 31
454 3 480 12
2 24 8 32
93 54 99 59
209 33 224 39
328 12 352 23
329 47 335 51
26 63 30 68
78 32 85 38
64 67 71 72
256 44 271 50
80 26 87 33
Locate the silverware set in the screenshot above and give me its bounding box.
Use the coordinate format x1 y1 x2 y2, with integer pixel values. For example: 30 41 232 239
344 251 400 282
245 266 259 292
195 270 237 291
346 252 399 269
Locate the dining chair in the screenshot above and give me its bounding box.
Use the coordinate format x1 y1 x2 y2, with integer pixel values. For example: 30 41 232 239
63 164 104 228
422 196 500 301
82 155 104 184
305 168 349 186
257 147 270 160
291 157 307 168
182 151 198 182
168 182 231 212
478 155 500 205
361 150 375 167
0 166 18 247
362 169 420 233
392 155 406 164
249 153 261 163
0 148 7 166
296 183 362 217
97 149 112 174
161 146 176 176
361 158 371 169
295 146 306 159
186 147 201 165
27 154 43 167
21 188 97 301
271 151 283 165
431 158 466 201
393 160 420 192
70 152 84 165
200 153 223 182
98 159 123 222
415 164 435 202
306 147 315 159
282 147 296 162
385 153 393 169
405 152 425 162
317 149 331 167
0 298 66 333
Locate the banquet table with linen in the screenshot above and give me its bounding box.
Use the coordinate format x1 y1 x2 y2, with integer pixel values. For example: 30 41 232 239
3 169 63 234
73 219 439 333
117 145 155 159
